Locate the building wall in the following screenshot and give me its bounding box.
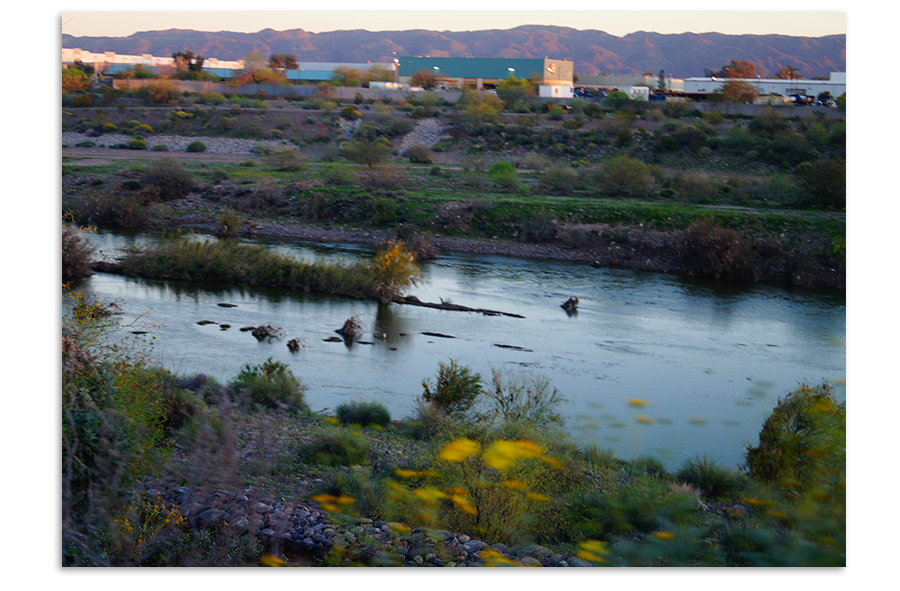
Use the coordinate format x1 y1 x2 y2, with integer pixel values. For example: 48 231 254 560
578 73 685 92
683 72 846 97
398 56 573 88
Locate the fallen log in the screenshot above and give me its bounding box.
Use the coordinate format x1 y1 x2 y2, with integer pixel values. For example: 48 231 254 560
394 295 524 318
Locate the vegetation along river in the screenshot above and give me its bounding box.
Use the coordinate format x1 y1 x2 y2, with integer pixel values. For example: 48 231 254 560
76 229 846 470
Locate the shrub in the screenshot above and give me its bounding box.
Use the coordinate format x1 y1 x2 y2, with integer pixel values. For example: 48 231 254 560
216 209 244 238
675 455 748 499
795 158 845 210
139 158 195 201
144 80 180 105
481 368 566 428
318 164 355 185
745 382 845 499
488 161 519 189
421 359 483 417
186 140 207 153
101 123 118 133
62 225 94 278
520 211 558 243
258 146 306 171
540 166 581 194
130 123 153 135
594 155 654 197
298 428 369 467
679 219 757 281
370 197 399 225
336 400 391 427
341 105 362 120
230 358 306 409
127 138 147 150
372 239 421 302
405 143 433 164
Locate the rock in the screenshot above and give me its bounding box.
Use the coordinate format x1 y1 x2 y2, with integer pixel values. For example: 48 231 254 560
566 556 593 567
287 338 301 352
561 297 579 311
520 556 543 567
218 303 237 307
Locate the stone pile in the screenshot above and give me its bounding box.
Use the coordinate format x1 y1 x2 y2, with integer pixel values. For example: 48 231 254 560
397 118 449 155
134 480 593 567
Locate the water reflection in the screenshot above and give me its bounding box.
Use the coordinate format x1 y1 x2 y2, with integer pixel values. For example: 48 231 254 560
80 229 846 469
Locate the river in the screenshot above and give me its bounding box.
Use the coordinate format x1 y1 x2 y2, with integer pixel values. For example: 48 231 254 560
72 229 846 470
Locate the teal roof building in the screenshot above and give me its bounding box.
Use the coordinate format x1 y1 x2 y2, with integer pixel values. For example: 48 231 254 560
398 56 573 88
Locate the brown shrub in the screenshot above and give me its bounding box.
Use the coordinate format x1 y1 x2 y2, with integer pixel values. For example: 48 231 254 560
62 226 94 278
679 219 758 281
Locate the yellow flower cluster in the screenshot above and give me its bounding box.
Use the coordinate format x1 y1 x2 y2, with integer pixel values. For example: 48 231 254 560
311 493 355 513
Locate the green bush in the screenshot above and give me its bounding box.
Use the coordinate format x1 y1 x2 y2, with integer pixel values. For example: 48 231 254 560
101 123 118 133
139 158 195 201
127 138 147 150
421 359 483 417
230 358 306 409
131 123 153 135
298 428 369 467
335 400 391 427
745 382 845 499
488 161 519 189
795 158 845 210
405 143 433 164
675 455 748 499
594 155 654 197
540 166 581 194
186 140 207 153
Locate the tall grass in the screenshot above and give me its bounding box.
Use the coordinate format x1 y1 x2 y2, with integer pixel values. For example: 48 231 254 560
119 233 381 299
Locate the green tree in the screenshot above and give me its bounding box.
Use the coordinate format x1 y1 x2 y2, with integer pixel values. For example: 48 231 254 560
496 75 535 103
341 137 392 169
421 359 483 417
457 88 504 126
62 68 92 92
332 66 362 87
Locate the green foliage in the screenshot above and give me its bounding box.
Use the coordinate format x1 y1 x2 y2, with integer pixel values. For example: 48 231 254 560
127 138 147 150
488 161 519 189
675 455 748 499
298 428 370 467
341 137 392 169
336 400 392 427
139 158 195 201
594 155 654 197
421 359 483 417
405 143 433 164
120 234 382 299
341 105 362 120
745 382 845 499
186 140 207 153
795 158 845 210
230 357 306 409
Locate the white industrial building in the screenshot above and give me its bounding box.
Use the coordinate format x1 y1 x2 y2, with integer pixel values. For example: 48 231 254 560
683 72 846 98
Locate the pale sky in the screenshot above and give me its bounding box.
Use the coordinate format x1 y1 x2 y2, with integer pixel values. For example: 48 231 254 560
60 3 847 39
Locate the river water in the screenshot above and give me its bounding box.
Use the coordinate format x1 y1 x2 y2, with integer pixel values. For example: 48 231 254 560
73 229 846 470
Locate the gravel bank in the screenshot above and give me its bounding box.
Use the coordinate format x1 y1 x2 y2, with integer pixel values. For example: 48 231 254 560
62 132 288 154
132 478 592 567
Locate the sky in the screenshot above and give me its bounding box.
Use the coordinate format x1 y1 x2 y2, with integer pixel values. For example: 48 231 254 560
59 3 847 39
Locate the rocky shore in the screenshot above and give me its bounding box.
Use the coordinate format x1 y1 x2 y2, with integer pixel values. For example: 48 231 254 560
133 479 593 567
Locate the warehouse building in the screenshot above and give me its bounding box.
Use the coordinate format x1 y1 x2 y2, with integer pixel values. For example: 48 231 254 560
683 72 846 99
397 56 574 93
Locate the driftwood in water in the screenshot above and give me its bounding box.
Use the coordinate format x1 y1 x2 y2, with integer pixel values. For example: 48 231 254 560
394 295 524 318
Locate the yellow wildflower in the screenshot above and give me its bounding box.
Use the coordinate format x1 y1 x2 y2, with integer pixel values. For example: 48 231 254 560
451 494 478 515
500 479 527 490
480 548 522 567
439 438 481 462
635 415 653 424
259 554 286 567
576 540 610 564
652 531 676 540
483 440 543 470
627 399 649 407
413 487 448 504
324 416 340 425
526 492 550 502
394 469 421 478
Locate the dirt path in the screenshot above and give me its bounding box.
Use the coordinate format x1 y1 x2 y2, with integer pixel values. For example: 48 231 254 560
62 147 256 166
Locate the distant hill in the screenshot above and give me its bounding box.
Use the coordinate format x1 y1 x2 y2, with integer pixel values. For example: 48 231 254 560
61 25 846 79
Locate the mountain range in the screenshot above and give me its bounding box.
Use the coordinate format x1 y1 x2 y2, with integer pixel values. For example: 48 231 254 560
61 25 846 79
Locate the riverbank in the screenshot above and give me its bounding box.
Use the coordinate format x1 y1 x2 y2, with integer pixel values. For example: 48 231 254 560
143 211 844 290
